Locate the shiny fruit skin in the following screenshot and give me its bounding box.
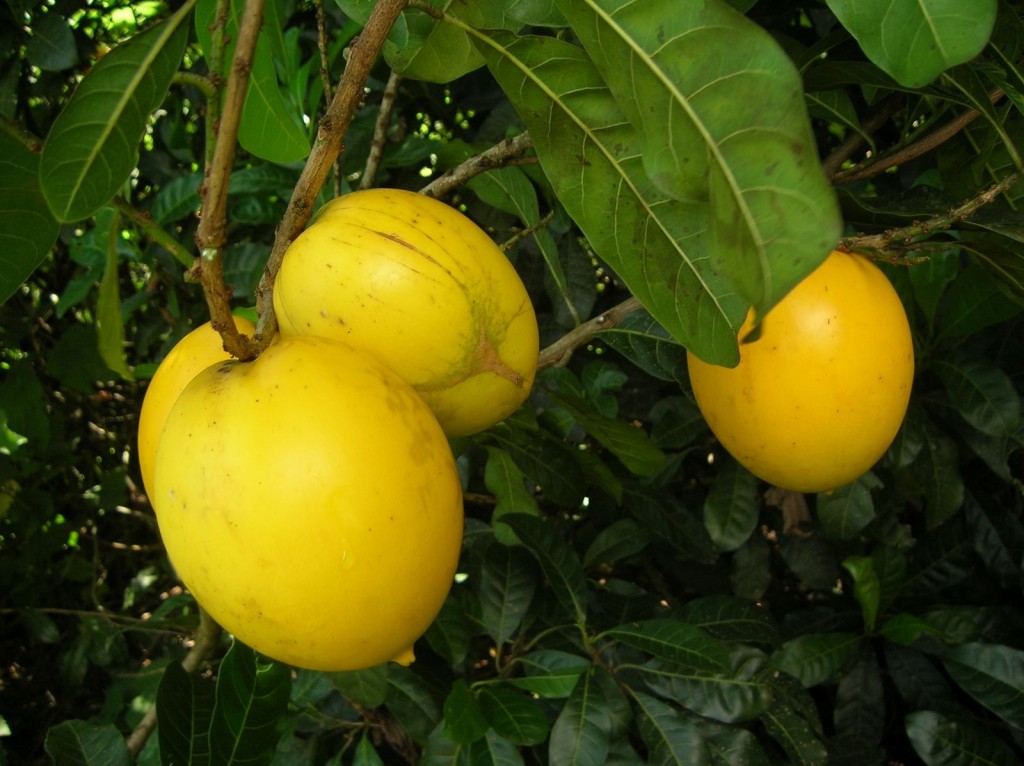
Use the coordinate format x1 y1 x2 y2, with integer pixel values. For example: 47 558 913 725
686 250 914 493
151 335 464 671
137 316 255 498
272 188 539 437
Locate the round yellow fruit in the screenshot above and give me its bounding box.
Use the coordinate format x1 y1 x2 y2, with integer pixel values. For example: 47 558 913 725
272 188 539 437
687 250 914 493
137 316 255 498
151 335 464 671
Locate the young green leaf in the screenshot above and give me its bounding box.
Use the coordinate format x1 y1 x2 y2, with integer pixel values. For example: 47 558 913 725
506 651 592 698
208 641 292 766
842 555 881 632
558 0 841 321
826 0 997 88
157 661 216 765
39 3 192 221
0 131 59 305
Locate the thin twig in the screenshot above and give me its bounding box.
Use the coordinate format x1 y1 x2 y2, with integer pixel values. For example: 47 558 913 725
499 209 555 253
537 296 644 370
113 196 194 268
125 608 223 757
822 94 904 179
253 0 409 348
193 0 267 360
833 89 1004 185
360 69 403 190
0 115 43 152
420 132 534 198
314 0 341 197
842 169 1024 254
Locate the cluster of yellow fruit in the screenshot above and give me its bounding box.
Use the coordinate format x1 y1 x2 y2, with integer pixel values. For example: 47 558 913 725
138 189 539 671
687 250 915 494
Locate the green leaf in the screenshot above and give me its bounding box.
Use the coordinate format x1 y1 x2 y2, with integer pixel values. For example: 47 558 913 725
601 619 731 673
816 473 880 540
552 391 666 476
583 518 652 569
157 661 216 766
442 680 488 745
0 132 59 305
677 596 778 647
96 209 132 380
703 457 760 552
194 0 309 163
39 5 191 221
759 694 828 766
887 645 960 714
942 642 1024 731
833 647 884 750
913 426 965 528
632 692 709 765
479 543 537 645
352 733 385 766
906 710 1020 766
209 641 292 766
771 633 861 688
506 651 591 698
935 357 1021 438
640 647 773 724
43 720 132 766
500 513 589 624
485 447 540 542
330 663 390 708
842 555 881 632
598 311 688 382
386 665 442 744
466 730 525 766
826 0 997 88
478 685 550 745
558 0 841 322
476 30 744 365
548 666 612 766
938 261 1022 339
26 12 78 71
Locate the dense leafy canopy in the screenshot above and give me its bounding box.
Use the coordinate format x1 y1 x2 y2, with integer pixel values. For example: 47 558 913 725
1 0 1024 764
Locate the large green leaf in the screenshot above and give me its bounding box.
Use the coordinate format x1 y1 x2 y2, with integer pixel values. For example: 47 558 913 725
43 720 132 766
0 132 59 304
475 31 744 365
194 0 309 164
934 357 1022 438
548 666 612 765
39 3 192 221
816 473 880 541
442 680 488 745
631 692 709 765
597 311 688 382
208 641 292 765
157 661 216 765
826 0 997 88
505 651 592 698
906 710 1020 766
96 208 132 380
601 619 730 673
500 513 589 624
677 596 778 647
478 543 538 645
478 685 551 745
942 642 1024 731
558 0 841 323
702 456 760 552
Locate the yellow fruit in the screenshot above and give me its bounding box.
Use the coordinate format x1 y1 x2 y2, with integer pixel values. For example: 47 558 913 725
687 250 914 493
272 188 539 437
151 335 464 671
137 316 255 498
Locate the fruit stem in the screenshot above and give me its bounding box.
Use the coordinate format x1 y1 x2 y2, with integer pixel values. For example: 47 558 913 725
253 0 410 351
193 0 267 361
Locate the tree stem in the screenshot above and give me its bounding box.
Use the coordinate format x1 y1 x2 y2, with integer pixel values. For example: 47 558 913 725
253 0 409 349
538 296 644 370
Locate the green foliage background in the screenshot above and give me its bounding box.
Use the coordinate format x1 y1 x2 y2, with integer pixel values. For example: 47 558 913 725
2 0 1024 764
